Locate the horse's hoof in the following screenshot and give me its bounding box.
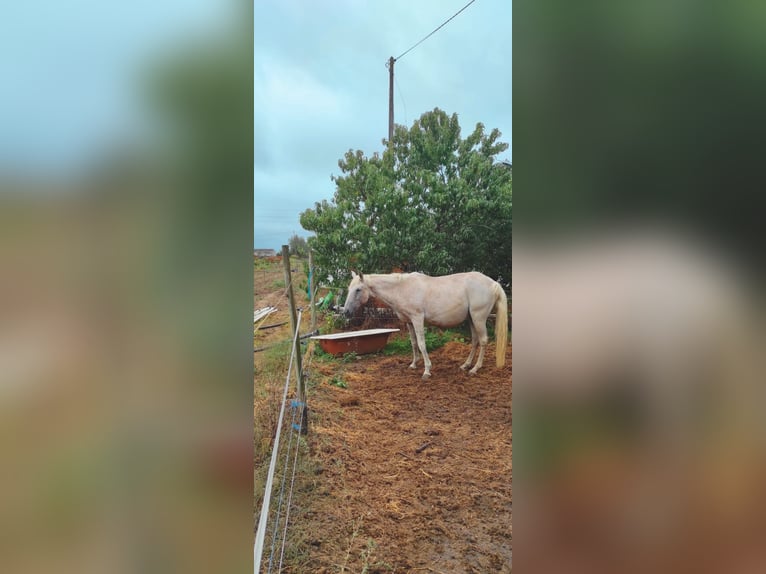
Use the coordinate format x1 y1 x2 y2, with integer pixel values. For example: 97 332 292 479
468 368 479 375
459 364 470 371
408 364 417 370
421 373 431 380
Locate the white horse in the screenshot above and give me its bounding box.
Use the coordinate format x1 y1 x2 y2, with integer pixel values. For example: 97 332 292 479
341 271 509 379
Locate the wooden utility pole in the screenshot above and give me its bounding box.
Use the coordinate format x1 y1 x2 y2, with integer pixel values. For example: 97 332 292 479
388 56 395 149
281 245 305 403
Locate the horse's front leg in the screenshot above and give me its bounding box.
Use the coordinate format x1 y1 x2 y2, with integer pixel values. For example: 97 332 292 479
411 318 432 379
406 323 420 369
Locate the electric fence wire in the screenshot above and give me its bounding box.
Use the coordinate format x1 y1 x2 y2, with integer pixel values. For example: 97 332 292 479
277 407 304 572
254 309 303 572
267 341 316 571
266 397 300 574
276 343 316 570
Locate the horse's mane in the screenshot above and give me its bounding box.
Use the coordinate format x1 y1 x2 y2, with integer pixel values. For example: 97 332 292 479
368 273 407 280
386 271 425 278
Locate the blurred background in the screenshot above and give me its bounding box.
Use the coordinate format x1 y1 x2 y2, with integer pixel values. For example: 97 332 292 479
1 1 253 573
514 1 765 572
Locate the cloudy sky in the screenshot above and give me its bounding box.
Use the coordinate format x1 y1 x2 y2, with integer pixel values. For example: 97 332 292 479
254 0 512 251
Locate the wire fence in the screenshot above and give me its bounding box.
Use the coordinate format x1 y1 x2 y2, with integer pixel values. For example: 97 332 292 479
254 310 310 573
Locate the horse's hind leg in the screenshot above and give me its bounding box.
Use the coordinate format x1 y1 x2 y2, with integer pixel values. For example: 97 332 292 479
406 322 420 369
461 321 479 371
411 317 432 379
469 318 489 375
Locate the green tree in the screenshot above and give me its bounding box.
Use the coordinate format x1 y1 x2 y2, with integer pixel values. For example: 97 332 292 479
288 233 308 258
300 108 511 289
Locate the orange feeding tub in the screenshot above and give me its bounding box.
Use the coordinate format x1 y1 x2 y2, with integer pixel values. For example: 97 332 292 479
310 328 400 356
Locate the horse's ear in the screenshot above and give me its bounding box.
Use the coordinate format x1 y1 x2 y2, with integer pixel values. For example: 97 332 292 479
358 271 364 282
350 270 357 279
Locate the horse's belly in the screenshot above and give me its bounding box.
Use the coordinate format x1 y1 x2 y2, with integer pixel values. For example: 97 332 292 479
424 309 468 328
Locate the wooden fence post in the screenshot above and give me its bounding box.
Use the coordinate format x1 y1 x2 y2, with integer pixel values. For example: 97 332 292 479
309 249 317 331
281 245 307 433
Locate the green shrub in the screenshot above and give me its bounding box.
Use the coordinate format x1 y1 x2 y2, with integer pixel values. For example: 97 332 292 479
383 328 456 355
323 313 346 333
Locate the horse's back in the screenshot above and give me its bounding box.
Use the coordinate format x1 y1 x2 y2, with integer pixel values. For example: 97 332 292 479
407 272 499 326
439 272 497 297
420 271 496 288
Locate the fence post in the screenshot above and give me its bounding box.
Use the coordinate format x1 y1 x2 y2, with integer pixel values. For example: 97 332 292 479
308 249 317 331
281 245 308 434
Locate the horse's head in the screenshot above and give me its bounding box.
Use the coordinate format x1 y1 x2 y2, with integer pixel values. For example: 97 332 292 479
341 271 370 318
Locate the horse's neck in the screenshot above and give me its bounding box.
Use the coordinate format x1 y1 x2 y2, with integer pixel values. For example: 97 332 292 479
367 274 407 305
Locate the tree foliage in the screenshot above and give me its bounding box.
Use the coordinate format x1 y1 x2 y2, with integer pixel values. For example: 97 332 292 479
300 108 511 289
288 233 308 258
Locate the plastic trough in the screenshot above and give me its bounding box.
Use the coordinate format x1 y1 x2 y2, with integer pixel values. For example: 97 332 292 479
310 328 400 356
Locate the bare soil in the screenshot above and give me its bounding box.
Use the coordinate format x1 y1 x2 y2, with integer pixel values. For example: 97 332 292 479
301 342 512 573
255 260 512 573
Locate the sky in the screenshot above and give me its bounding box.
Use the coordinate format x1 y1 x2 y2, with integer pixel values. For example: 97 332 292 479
254 0 512 251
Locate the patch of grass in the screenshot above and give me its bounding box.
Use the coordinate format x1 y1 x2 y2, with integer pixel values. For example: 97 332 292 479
383 328 457 355
256 340 291 378
336 518 392 574
313 346 336 362
382 335 412 356
329 375 348 389
312 347 357 365
426 329 456 349
360 538 392 573
338 516 363 573
254 340 294 508
271 278 285 289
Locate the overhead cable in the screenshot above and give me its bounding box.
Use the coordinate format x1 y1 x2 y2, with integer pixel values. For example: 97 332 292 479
395 0 477 61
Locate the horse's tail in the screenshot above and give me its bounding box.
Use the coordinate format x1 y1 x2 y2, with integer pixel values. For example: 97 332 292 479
494 283 508 368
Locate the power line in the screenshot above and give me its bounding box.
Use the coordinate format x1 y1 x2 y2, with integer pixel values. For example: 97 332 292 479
394 74 408 126
395 0 477 61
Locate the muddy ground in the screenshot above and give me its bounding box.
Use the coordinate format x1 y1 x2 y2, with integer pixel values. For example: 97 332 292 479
301 341 512 573
255 260 512 573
